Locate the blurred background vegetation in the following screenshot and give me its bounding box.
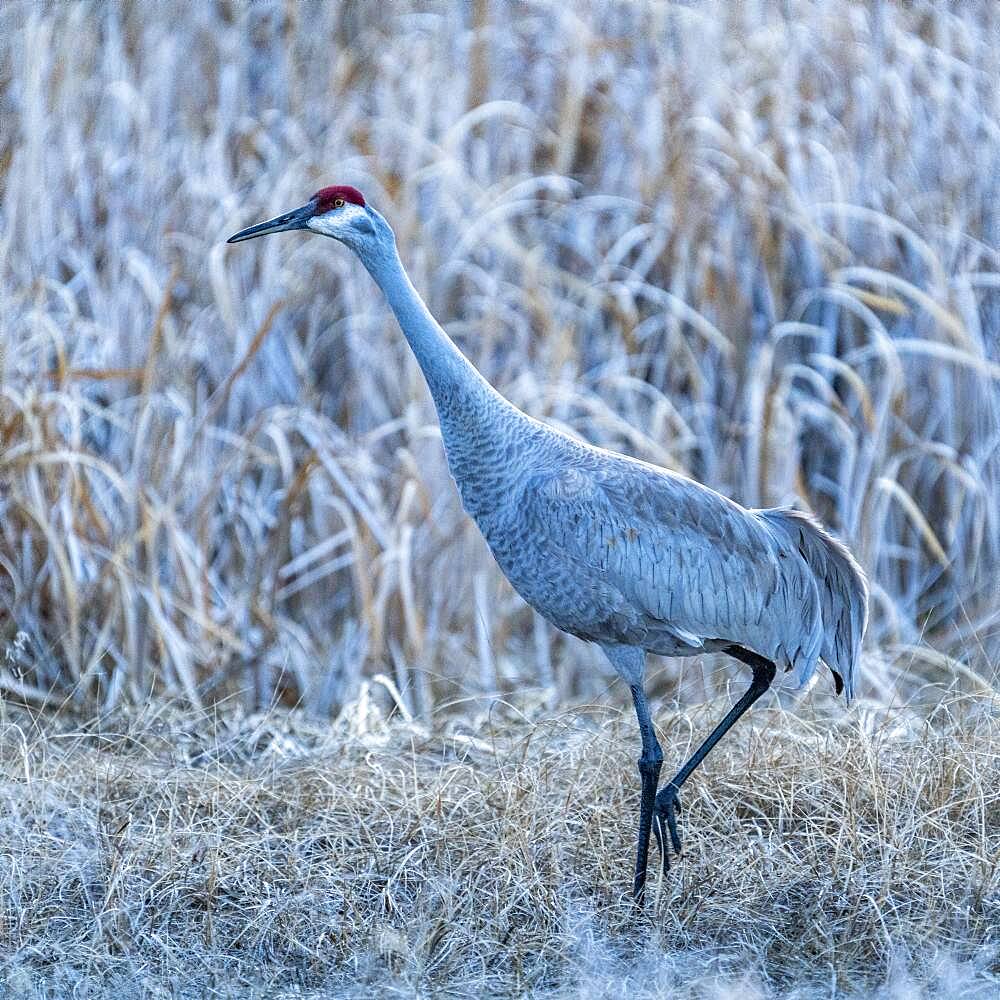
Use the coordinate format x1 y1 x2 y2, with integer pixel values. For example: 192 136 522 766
1 0 998 717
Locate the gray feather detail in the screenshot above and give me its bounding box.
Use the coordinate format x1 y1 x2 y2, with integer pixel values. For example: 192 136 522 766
757 508 869 700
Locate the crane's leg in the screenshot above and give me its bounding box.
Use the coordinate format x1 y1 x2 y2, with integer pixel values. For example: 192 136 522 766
652 647 776 874
630 682 663 901
601 645 663 902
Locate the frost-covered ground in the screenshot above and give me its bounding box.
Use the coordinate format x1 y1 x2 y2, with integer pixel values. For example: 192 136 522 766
1 695 998 998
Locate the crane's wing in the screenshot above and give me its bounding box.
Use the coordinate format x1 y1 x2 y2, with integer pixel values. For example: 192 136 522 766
517 457 824 673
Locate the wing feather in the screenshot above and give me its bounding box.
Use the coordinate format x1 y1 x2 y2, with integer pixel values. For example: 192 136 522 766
516 455 824 674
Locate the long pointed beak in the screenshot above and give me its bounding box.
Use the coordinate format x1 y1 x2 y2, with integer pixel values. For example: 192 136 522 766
226 201 316 243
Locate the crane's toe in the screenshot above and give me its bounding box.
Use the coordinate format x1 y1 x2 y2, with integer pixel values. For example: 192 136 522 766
652 783 683 875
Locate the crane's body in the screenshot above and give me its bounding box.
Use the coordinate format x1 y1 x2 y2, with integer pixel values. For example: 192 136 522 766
228 184 868 900
445 385 846 679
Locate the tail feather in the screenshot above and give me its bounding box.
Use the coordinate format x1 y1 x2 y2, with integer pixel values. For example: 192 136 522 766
760 508 868 700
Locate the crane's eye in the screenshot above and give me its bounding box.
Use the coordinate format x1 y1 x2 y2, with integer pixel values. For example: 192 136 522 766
333 198 345 209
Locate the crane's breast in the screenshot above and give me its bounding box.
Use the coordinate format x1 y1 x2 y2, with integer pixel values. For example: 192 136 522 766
473 467 644 643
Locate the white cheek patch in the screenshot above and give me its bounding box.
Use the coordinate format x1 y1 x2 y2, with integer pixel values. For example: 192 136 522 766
308 206 371 238
307 215 335 236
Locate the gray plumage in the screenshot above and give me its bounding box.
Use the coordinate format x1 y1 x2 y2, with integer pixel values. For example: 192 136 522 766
477 421 865 698
228 188 869 900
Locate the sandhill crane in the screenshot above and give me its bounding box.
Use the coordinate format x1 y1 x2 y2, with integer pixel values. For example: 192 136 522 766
228 185 868 900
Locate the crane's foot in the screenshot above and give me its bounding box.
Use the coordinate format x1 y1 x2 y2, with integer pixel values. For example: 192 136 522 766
631 756 663 903
652 783 683 875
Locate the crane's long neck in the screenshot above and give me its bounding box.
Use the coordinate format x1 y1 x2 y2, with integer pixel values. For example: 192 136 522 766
357 234 538 514
360 240 492 409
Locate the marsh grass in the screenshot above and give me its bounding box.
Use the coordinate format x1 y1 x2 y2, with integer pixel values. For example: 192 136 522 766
1 0 998 714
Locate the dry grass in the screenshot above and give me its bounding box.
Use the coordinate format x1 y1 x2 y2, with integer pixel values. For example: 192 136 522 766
2 0 1000 994
1 0 998 714
1 687 998 998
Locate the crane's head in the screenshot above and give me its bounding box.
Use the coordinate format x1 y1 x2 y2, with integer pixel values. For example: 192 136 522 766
226 185 386 251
